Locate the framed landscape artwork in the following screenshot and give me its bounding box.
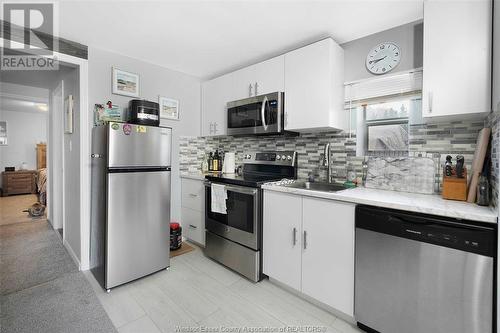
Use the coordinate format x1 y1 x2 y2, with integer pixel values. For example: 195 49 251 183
112 68 140 97
159 96 179 120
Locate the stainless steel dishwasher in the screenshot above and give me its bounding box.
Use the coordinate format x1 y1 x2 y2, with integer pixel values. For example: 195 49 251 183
355 205 496 333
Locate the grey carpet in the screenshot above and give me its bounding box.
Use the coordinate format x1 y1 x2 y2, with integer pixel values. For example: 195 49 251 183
0 272 117 333
0 220 77 295
0 220 117 333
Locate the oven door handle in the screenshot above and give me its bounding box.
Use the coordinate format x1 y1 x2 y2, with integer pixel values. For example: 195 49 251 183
261 96 268 131
204 181 258 196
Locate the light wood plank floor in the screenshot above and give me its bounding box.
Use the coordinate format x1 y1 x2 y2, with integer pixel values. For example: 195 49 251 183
84 244 363 333
0 194 44 226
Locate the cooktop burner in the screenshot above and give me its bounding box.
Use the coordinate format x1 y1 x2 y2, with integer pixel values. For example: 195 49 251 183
205 151 297 188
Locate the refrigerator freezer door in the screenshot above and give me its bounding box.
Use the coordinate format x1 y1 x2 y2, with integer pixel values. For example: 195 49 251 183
106 170 171 289
108 123 171 168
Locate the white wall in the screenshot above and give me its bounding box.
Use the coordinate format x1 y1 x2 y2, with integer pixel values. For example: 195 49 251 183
88 47 201 223
0 110 48 187
341 20 423 83
61 67 81 260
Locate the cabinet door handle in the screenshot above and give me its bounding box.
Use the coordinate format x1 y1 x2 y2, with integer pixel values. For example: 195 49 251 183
303 230 307 250
214 122 218 133
292 227 297 246
249 83 253 97
209 122 214 134
254 82 258 96
428 92 433 114
189 224 197 229
189 193 198 197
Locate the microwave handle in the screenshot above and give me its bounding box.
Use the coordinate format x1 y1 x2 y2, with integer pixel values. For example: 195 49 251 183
261 95 268 131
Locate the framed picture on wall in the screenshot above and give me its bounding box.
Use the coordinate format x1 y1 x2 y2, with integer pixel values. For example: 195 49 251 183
0 121 7 145
159 96 179 120
112 67 140 97
64 95 74 134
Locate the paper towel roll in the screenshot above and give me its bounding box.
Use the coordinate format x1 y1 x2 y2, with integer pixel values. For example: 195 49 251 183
223 153 236 174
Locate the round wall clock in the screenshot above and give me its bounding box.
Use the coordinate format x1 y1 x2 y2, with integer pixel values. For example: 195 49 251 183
366 42 401 75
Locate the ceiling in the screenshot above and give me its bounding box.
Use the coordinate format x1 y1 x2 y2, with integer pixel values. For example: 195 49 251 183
0 97 48 114
58 0 423 79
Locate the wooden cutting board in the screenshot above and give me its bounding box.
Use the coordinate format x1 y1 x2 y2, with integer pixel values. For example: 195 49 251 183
467 128 491 203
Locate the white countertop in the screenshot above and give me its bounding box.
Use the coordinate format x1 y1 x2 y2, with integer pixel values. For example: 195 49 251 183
180 172 207 181
261 184 498 223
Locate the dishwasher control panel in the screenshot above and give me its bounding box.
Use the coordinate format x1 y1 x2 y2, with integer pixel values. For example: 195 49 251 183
357 205 496 257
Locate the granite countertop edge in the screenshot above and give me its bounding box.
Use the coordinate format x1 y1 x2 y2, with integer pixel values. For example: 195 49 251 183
261 185 498 224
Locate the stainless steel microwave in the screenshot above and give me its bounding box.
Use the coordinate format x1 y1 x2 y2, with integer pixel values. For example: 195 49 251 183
226 92 284 136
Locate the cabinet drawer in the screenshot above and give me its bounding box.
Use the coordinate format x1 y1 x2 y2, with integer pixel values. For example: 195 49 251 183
9 175 33 183
181 179 204 211
182 207 205 246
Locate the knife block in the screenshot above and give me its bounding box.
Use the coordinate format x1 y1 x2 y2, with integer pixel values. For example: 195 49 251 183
442 168 467 201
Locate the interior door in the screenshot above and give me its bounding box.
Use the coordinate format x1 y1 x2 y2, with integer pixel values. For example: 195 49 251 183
301 197 355 316
106 170 171 288
262 191 302 291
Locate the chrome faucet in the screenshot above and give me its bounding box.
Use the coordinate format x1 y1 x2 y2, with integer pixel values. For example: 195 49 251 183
322 143 331 183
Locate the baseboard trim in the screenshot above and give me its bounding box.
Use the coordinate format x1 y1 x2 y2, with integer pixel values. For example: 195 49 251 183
268 277 356 325
63 239 81 271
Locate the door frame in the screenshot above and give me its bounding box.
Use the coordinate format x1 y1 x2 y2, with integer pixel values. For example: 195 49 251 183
49 81 65 236
0 38 90 270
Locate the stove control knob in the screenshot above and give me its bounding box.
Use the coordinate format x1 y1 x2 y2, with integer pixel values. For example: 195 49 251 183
276 155 281 160
281 155 287 160
246 154 251 159
287 155 292 161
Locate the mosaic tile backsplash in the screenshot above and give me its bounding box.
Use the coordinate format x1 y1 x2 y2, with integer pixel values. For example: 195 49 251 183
180 116 498 207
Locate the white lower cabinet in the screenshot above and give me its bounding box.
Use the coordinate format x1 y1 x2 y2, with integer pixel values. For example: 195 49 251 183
182 207 205 246
181 178 205 246
263 190 355 317
301 197 355 316
263 191 302 290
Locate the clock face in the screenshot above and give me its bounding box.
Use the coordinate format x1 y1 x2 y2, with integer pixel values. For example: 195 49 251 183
366 42 401 75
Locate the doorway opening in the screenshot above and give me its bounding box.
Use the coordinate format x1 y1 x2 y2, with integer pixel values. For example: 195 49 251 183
0 58 81 258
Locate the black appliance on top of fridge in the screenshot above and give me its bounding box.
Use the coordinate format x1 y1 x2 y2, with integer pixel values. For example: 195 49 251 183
90 122 171 291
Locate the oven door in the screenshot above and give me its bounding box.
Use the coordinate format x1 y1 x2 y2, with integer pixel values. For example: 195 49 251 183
226 92 283 136
205 182 260 250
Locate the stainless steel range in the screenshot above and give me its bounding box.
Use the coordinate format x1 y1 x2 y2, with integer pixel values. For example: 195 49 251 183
204 151 297 282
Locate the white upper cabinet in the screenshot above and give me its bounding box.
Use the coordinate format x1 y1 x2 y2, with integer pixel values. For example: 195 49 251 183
231 65 257 100
201 73 232 136
254 56 285 96
422 0 491 119
284 38 345 132
231 55 285 101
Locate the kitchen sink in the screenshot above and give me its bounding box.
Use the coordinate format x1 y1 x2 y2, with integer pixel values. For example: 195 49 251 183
285 181 346 192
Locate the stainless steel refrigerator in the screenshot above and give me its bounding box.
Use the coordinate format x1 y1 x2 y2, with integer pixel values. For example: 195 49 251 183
90 122 172 291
